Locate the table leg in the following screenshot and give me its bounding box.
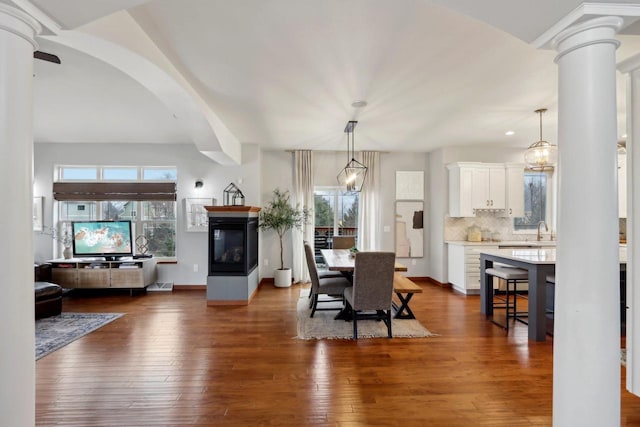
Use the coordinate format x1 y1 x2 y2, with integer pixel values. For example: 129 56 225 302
528 265 553 342
393 292 415 319
480 255 494 315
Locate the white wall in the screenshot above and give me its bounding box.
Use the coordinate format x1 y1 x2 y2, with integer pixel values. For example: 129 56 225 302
34 142 262 286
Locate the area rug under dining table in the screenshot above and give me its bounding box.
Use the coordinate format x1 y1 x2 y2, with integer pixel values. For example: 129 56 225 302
35 312 124 360
296 289 437 340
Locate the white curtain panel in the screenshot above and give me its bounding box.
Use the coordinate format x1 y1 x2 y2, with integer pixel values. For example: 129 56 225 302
293 150 314 283
357 151 380 250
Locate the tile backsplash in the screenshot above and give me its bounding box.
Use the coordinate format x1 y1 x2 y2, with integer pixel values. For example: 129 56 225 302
445 211 539 242
445 212 627 242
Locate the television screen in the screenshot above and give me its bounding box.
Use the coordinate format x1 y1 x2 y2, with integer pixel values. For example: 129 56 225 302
72 220 133 260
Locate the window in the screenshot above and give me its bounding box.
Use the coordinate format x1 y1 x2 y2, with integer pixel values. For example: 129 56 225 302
55 166 177 258
314 188 359 236
514 171 550 231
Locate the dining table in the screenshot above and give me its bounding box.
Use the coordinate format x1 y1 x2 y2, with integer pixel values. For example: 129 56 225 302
320 249 418 319
320 249 408 272
479 247 627 342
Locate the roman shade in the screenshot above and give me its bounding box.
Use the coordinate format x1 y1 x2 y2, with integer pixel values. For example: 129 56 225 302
53 182 177 201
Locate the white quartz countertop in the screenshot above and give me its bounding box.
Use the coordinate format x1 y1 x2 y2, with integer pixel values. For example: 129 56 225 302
446 240 557 247
472 247 627 264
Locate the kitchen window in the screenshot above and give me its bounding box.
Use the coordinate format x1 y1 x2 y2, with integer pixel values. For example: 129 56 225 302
514 171 552 231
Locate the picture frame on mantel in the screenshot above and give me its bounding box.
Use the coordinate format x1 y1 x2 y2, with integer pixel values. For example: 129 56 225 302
395 171 424 200
184 198 214 232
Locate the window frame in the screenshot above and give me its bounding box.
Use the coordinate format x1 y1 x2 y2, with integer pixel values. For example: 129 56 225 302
512 169 555 235
54 165 178 260
313 186 359 237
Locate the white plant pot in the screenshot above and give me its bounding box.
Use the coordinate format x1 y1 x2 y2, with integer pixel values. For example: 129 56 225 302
274 268 292 288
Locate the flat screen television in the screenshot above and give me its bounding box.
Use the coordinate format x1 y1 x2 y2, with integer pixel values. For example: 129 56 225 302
71 220 133 261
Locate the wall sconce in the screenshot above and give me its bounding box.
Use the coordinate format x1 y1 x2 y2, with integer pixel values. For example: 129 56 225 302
195 180 204 189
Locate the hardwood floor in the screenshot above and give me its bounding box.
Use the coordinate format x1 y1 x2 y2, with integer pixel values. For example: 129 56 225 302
36 281 640 426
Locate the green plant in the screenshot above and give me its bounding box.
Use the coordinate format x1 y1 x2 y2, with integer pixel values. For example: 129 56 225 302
259 188 310 270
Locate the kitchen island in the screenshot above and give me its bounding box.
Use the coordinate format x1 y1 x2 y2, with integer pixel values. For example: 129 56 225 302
479 247 626 342
446 240 556 294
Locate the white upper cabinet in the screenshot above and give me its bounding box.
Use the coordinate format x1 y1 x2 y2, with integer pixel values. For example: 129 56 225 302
501 164 525 217
447 163 476 217
448 162 523 217
472 164 505 210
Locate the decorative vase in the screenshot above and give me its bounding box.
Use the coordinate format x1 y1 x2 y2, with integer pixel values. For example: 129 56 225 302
274 268 292 288
63 246 72 259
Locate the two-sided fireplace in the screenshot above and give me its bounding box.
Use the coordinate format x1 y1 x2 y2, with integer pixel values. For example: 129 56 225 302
205 206 260 305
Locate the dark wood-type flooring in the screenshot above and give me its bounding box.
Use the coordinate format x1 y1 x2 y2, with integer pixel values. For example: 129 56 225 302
36 281 640 426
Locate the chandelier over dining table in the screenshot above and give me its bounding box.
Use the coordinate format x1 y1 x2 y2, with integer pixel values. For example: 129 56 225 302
337 120 367 192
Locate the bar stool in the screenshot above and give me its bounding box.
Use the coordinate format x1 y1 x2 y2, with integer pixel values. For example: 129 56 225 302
485 266 529 331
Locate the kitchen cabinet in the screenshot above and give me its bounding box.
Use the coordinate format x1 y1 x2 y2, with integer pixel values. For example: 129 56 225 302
448 162 515 217
472 164 505 210
501 164 525 217
447 163 476 217
619 153 627 218
447 242 498 294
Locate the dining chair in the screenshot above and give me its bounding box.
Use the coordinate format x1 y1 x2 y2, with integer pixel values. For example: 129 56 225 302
331 236 356 249
304 243 352 317
343 251 396 339
303 240 343 280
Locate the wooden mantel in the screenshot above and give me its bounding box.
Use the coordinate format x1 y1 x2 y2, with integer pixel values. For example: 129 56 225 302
204 206 261 213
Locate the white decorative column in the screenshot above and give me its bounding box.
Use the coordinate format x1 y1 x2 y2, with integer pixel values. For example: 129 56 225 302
0 4 40 427
619 53 640 397
552 17 622 426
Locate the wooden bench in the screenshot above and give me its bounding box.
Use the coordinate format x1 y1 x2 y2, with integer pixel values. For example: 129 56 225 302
392 273 423 319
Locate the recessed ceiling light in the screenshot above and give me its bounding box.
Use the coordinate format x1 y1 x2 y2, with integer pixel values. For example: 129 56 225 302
505 130 515 136
351 100 368 108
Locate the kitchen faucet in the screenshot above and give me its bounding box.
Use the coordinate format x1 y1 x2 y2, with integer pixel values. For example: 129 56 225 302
537 221 548 241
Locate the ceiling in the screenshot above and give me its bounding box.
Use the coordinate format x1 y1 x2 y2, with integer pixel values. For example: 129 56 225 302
17 0 640 158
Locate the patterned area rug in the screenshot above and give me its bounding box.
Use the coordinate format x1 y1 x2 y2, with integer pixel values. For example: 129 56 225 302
36 313 124 360
296 289 437 340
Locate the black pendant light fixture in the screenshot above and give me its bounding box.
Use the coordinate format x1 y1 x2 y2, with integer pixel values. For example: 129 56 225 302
337 120 367 192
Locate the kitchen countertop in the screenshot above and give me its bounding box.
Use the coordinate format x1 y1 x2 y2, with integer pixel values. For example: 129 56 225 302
446 240 557 247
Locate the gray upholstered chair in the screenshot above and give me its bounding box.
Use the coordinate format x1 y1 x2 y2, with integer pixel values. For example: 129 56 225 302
331 236 356 249
304 243 352 317
303 240 342 281
343 251 396 339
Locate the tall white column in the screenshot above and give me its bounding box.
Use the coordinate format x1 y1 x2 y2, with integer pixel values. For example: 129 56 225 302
619 54 640 396
0 5 40 427
552 17 622 426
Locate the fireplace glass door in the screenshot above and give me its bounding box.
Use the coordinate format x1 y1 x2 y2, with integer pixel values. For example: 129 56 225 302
209 217 257 276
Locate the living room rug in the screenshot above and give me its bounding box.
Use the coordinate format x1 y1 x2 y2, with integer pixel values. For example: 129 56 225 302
296 289 437 340
36 312 124 360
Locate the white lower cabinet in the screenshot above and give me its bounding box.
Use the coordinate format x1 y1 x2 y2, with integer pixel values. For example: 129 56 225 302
447 243 498 295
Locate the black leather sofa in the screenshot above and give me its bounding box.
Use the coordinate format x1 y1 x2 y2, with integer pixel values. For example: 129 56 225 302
34 264 62 319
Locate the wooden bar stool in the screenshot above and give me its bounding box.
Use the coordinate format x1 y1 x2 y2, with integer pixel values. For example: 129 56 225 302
485 266 529 331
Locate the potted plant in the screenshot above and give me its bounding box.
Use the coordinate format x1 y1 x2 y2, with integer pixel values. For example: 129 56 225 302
259 188 309 287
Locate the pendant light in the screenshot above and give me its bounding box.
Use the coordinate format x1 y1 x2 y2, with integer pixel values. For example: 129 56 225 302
525 108 557 171
337 120 367 192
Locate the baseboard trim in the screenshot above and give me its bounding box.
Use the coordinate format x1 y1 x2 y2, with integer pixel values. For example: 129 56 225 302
173 284 206 290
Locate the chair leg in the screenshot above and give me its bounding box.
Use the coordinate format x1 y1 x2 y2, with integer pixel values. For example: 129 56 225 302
352 310 358 339
310 294 318 318
386 310 392 338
